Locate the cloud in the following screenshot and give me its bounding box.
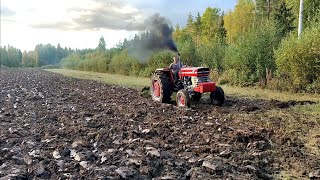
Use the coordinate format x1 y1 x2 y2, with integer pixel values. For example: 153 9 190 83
5 0 236 32
1 6 16 17
29 0 146 31
31 22 75 30
72 7 145 31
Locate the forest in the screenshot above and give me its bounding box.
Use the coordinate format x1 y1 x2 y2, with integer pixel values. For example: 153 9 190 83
1 0 319 93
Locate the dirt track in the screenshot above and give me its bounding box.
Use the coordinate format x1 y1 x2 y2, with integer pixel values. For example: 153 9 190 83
0 69 319 179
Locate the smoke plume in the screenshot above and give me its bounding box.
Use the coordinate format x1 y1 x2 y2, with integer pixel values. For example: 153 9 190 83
126 14 178 61
144 14 178 52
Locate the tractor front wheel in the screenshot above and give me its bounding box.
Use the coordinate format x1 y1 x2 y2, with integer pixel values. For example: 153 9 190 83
210 86 225 106
176 89 191 107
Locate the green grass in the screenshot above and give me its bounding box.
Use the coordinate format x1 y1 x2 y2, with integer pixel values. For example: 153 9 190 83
47 69 150 90
221 85 320 102
292 103 320 117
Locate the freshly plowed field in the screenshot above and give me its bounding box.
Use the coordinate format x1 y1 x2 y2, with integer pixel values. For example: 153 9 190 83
0 69 319 179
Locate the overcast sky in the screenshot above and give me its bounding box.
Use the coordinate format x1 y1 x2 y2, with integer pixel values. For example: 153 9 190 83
1 0 237 51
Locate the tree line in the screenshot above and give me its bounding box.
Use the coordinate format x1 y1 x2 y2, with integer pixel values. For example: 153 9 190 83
1 0 319 93
0 44 74 68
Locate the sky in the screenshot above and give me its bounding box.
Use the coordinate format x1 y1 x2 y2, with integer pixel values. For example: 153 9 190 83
1 0 237 51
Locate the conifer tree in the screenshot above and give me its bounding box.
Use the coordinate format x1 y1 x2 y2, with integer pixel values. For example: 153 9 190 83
274 1 295 39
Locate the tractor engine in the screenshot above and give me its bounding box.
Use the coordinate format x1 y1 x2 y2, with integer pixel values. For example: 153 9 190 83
180 67 216 93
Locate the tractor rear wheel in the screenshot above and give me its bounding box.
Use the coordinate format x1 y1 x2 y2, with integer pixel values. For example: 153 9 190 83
210 86 225 106
191 92 202 101
176 89 191 107
150 73 172 103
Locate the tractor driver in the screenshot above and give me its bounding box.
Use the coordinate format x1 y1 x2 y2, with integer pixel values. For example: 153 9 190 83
169 55 183 83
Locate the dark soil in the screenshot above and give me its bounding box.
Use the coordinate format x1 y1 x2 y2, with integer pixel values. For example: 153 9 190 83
0 69 319 179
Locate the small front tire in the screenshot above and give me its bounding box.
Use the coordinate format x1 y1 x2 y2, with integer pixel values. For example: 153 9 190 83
176 89 191 107
210 86 225 106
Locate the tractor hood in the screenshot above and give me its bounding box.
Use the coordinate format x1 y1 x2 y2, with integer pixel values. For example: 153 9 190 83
180 67 210 76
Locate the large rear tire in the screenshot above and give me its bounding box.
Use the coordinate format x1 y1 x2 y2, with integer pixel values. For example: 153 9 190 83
210 86 225 106
176 89 191 107
150 74 172 103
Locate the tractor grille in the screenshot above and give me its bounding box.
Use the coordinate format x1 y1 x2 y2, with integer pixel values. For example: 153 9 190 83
191 76 209 86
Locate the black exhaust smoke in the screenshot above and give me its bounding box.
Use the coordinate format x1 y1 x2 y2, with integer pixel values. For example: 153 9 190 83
126 14 178 61
144 14 178 52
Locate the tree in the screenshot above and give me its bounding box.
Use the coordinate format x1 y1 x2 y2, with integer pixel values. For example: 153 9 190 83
255 0 280 20
179 39 198 67
274 1 295 39
305 0 320 23
195 13 202 33
97 36 106 51
133 34 140 43
45 44 57 65
6 46 22 67
185 13 195 37
194 13 202 48
174 23 193 49
224 0 255 44
22 51 28 66
217 13 227 45
22 51 37 67
34 45 42 67
286 0 320 28
223 23 277 85
198 42 225 71
275 22 320 92
201 7 221 43
57 44 64 61
173 23 182 41
0 46 8 66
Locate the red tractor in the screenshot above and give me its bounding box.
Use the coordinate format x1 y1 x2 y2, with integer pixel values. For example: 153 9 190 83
150 66 225 107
